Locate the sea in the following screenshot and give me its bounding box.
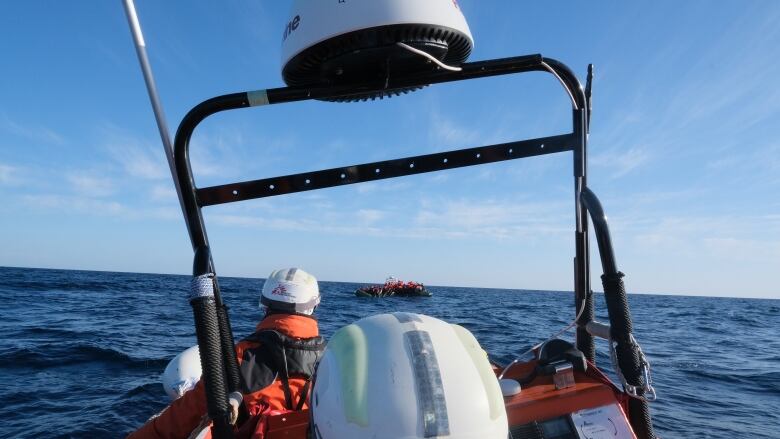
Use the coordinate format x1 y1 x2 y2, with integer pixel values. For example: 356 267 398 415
0 266 778 438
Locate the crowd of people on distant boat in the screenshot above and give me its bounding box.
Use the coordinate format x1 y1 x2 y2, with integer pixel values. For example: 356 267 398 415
355 277 429 297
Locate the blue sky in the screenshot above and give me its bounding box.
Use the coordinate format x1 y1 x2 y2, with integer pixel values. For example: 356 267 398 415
1 1 778 299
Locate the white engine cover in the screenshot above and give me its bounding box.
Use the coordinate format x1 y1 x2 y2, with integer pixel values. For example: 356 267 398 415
281 0 473 68
311 313 507 439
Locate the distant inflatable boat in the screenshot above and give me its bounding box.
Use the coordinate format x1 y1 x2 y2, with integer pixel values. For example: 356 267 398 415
355 277 431 297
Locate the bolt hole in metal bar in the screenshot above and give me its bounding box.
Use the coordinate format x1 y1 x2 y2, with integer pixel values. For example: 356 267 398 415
197 134 573 207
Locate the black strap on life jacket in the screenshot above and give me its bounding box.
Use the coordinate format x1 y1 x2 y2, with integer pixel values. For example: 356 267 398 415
238 329 326 410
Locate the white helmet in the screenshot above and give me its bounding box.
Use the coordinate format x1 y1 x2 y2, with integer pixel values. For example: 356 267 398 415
311 313 507 439
260 268 320 315
162 345 202 400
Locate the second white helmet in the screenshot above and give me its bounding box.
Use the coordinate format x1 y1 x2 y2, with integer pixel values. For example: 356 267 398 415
162 345 202 400
260 267 320 315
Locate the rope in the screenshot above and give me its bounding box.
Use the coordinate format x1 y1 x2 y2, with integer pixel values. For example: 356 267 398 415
498 290 589 379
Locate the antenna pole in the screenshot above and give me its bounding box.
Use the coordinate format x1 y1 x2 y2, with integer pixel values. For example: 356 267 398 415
122 6 240 437
122 0 192 243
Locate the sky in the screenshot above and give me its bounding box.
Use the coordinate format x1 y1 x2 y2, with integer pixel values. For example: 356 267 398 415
1 1 778 299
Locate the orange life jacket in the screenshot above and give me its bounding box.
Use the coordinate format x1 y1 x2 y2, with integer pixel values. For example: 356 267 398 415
128 314 322 439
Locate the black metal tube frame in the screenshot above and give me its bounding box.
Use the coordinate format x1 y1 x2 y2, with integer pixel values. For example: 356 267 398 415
580 188 617 274
170 54 658 436
172 53 593 346
581 188 655 438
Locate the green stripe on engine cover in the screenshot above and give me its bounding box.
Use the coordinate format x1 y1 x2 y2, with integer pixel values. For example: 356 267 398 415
451 324 504 421
328 323 369 426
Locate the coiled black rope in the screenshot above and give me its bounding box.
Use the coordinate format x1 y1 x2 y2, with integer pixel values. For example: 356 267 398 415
190 274 233 438
216 303 242 393
602 272 655 439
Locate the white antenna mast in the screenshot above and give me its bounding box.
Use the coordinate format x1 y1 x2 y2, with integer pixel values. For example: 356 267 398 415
122 0 192 243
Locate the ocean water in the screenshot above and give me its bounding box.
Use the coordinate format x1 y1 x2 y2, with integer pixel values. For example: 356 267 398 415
0 266 778 438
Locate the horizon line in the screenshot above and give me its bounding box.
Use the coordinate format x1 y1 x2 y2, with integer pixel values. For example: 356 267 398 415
2 264 777 301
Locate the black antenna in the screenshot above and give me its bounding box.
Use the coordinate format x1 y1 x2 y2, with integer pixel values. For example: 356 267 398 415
585 64 594 132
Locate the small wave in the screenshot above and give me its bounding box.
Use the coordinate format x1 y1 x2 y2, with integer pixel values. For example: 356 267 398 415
726 311 763 326
125 382 163 398
665 310 702 318
4 280 113 293
694 324 723 334
681 368 780 392
0 343 168 370
18 326 88 338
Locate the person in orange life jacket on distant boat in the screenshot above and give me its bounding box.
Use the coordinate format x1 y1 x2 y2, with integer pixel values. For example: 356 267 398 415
129 268 325 439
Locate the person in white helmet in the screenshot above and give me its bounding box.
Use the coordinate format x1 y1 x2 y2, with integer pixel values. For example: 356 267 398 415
130 268 326 439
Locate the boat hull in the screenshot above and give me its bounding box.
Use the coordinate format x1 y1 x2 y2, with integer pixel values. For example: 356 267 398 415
354 286 431 297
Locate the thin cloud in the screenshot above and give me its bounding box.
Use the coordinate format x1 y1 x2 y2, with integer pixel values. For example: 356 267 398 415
67 173 115 198
210 212 390 237
356 209 385 224
207 195 571 241
94 40 126 69
189 130 252 180
591 147 650 179
101 126 169 180
355 181 412 194
703 237 780 262
661 10 780 132
629 214 780 252
0 163 20 185
0 114 65 145
611 188 705 212
590 6 780 189
150 184 177 202
21 193 181 221
427 173 450 183
148 206 182 221
624 213 780 297
414 198 571 238
429 112 481 147
705 142 780 186
23 194 125 216
210 214 320 232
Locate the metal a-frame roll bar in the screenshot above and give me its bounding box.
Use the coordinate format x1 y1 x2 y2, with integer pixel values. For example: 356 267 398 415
171 56 655 438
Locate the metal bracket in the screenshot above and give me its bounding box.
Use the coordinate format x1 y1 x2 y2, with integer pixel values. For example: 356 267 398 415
552 360 576 390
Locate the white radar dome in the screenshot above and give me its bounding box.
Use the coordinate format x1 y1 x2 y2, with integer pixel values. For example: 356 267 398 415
281 0 474 100
162 345 202 400
311 312 507 439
